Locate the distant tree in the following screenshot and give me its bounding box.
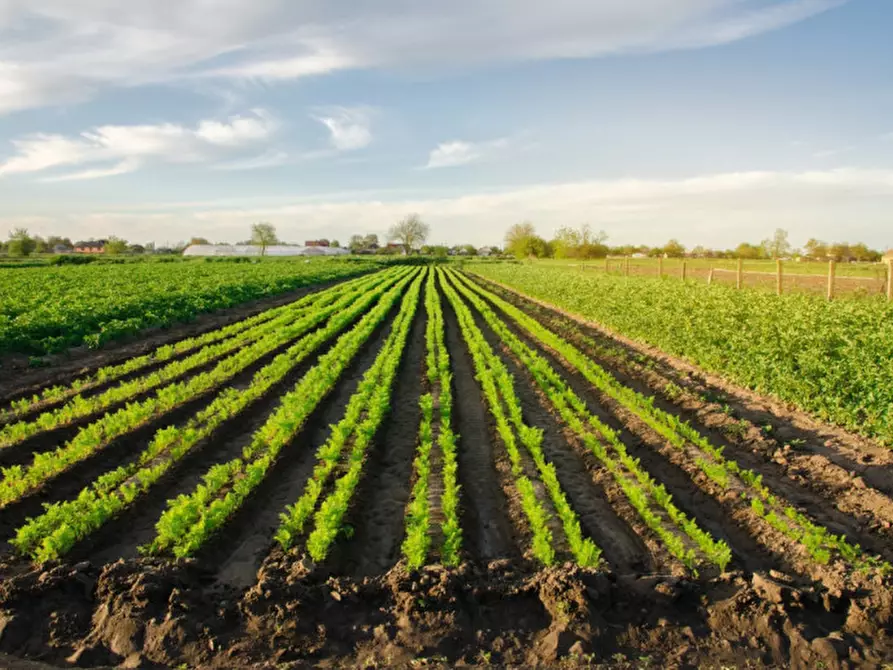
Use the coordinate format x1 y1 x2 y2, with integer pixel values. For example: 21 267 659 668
105 236 129 254
250 223 279 256
330 240 341 248
803 238 828 261
735 242 764 260
33 236 48 254
348 235 365 252
761 228 791 259
388 214 430 254
690 245 708 258
505 222 549 259
662 239 686 258
128 244 146 254
363 233 379 249
459 244 478 256
189 237 211 246
7 228 36 257
828 242 853 262
46 236 72 250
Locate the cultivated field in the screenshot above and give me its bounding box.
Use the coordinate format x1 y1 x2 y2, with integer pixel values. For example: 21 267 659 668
0 266 892 667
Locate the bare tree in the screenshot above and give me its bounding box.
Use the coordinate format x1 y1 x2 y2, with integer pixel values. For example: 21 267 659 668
388 214 429 254
250 222 279 256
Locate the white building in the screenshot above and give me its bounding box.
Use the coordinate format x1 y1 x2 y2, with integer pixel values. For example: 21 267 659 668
182 245 350 257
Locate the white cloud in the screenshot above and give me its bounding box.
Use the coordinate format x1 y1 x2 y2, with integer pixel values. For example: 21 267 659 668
213 150 289 171
313 107 373 151
425 138 510 169
8 167 893 248
0 109 277 179
0 1 845 113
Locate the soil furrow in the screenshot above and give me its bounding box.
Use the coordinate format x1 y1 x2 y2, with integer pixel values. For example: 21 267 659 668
332 300 426 577
442 298 519 562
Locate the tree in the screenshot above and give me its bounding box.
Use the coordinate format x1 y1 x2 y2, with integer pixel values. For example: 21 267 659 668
761 228 791 259
735 242 763 260
189 237 210 246
330 240 341 248
348 235 365 253
105 236 129 254
662 239 686 258
803 238 827 261
388 214 430 254
828 242 852 262
7 228 36 257
505 222 549 259
363 234 379 249
250 223 279 256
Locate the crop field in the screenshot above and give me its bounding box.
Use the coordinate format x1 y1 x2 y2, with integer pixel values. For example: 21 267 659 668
0 265 892 668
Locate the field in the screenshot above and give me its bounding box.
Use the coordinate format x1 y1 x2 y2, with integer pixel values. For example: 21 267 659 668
0 265 892 668
0 256 387 359
530 257 892 298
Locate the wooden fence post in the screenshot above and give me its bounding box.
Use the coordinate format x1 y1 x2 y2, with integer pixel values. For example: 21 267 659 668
776 259 783 296
827 260 836 301
604 257 609 273
658 257 663 278
887 259 893 302
681 261 687 281
707 268 715 285
624 256 630 277
736 258 743 290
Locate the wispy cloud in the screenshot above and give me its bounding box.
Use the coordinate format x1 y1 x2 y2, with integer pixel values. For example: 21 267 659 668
213 150 290 171
424 138 510 169
0 110 277 180
313 107 373 151
0 1 846 114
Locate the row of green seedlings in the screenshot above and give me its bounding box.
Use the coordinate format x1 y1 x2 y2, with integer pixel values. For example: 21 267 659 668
11 268 409 562
146 268 422 558
0 275 342 425
439 269 601 567
0 270 405 512
464 271 889 575
0 272 380 448
448 270 731 573
401 271 462 568
275 271 425 562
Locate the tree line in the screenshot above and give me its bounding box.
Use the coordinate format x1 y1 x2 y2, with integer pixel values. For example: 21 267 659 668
503 223 889 262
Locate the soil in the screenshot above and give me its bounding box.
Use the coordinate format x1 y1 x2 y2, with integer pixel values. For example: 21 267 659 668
0 271 892 668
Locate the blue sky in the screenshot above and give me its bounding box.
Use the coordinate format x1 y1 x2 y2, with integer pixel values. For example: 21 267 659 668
0 0 891 249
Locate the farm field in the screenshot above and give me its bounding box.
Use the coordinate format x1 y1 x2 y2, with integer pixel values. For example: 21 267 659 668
0 256 387 359
531 257 892 297
0 266 892 667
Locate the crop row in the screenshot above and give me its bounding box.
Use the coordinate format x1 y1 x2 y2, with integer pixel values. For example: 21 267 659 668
440 270 601 567
0 271 380 425
0 269 404 513
10 269 412 562
448 270 731 573
145 269 421 558
401 270 462 568
0 272 386 449
297 271 424 562
462 271 889 575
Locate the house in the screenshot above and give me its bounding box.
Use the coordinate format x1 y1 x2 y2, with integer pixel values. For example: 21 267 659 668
304 240 330 247
884 250 893 264
478 247 491 257
73 240 107 253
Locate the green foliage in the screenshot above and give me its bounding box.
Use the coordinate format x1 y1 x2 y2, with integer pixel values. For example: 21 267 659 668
472 264 893 446
0 257 385 356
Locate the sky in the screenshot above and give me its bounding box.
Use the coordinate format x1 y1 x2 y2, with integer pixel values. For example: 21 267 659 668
0 0 891 249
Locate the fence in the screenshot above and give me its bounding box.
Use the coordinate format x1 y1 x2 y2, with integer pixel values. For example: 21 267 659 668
579 258 893 301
